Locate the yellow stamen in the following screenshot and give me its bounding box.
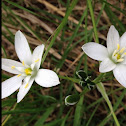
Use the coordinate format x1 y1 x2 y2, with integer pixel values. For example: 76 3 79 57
120 47 125 53
112 44 126 63
121 52 126 58
11 66 15 69
117 59 124 62
117 44 120 50
35 59 39 63
25 68 32 75
113 50 117 56
17 74 21 77
25 83 28 88
116 54 121 60
22 61 25 66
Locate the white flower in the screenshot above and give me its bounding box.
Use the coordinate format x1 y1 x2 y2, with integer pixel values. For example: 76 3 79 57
82 25 126 88
2 30 60 103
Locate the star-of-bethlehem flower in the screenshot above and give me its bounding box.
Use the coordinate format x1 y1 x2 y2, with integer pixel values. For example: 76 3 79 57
82 25 126 88
2 30 60 103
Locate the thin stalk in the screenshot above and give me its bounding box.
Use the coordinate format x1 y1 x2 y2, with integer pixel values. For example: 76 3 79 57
59 75 80 83
59 73 105 86
93 73 105 84
87 0 120 125
87 0 99 43
2 103 17 126
97 83 120 126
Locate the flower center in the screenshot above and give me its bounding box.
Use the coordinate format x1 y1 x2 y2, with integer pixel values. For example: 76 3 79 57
11 59 40 78
24 68 32 75
112 44 126 63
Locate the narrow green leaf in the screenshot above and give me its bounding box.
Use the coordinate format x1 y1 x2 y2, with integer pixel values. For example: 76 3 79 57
97 82 120 126
34 106 55 126
61 109 71 126
85 104 99 126
57 7 87 69
41 0 79 64
87 0 99 43
73 95 84 126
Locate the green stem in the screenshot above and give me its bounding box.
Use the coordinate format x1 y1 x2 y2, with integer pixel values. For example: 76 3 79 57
2 103 17 126
87 0 120 125
97 83 120 126
93 73 105 84
87 0 99 43
59 75 80 83
59 73 104 86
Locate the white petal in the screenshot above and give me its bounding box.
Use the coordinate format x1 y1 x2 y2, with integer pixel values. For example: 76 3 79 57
121 55 126 65
82 42 108 61
113 64 126 88
15 30 32 65
99 58 116 73
15 67 25 73
35 69 60 87
32 44 45 70
2 75 24 99
107 25 120 54
120 32 126 48
123 58 126 64
2 58 23 74
17 77 34 103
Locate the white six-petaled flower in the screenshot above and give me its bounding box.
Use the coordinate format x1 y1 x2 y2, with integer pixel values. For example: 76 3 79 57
2 30 60 103
82 25 126 88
